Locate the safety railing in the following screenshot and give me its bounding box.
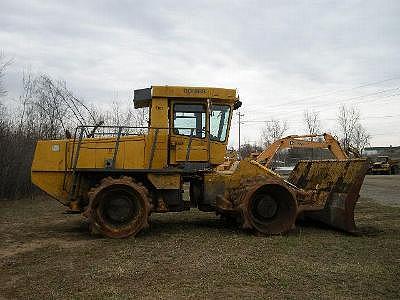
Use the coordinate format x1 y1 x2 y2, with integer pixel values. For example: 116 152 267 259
66 125 206 202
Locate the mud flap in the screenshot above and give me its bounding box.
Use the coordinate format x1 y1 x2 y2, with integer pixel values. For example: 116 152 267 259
288 159 369 233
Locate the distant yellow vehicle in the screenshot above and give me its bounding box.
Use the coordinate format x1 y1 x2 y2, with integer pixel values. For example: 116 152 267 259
369 156 399 175
31 86 369 238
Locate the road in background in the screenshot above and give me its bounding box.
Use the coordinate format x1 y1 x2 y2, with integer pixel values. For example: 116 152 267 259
360 175 400 207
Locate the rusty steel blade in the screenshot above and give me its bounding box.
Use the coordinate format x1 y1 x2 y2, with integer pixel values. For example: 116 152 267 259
288 159 369 233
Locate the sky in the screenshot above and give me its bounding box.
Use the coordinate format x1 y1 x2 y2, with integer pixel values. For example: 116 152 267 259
1 0 399 147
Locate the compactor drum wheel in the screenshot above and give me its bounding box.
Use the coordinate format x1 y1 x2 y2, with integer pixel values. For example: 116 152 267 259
241 183 297 235
251 194 278 222
86 177 151 238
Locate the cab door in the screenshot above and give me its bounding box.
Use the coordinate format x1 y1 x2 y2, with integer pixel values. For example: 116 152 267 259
169 102 209 165
209 104 231 165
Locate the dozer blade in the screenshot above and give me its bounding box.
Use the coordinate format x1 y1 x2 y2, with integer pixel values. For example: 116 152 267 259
288 159 369 233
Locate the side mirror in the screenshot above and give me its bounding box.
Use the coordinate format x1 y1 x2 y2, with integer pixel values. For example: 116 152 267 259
233 99 242 110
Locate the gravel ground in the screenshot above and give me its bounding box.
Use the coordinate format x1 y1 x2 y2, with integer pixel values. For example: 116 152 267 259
360 175 400 206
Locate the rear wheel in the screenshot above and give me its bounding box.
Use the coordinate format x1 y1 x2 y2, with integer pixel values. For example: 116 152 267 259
86 177 151 238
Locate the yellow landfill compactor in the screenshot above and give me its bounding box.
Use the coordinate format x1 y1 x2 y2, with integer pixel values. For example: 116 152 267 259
31 86 369 238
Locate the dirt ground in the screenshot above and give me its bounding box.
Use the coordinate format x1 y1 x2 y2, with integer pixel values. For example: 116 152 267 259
1 175 399 299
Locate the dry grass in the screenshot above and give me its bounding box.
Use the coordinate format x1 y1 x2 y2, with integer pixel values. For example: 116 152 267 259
0 193 399 299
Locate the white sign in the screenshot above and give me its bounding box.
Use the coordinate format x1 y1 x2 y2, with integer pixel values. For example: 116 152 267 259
52 144 60 152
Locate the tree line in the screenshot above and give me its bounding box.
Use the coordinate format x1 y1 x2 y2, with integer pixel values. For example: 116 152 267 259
0 54 147 199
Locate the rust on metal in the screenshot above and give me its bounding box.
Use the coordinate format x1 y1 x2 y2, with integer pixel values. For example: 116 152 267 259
289 159 369 232
237 181 297 234
215 158 369 235
85 176 151 238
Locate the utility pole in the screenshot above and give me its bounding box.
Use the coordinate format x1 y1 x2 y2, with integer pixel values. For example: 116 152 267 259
238 111 244 159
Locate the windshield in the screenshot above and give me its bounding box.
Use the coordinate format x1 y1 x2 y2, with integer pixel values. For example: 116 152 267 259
210 105 230 142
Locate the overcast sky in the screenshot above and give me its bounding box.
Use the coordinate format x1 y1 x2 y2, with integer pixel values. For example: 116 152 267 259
1 0 399 147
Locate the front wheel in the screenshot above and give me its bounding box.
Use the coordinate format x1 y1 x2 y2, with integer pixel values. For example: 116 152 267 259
240 183 297 235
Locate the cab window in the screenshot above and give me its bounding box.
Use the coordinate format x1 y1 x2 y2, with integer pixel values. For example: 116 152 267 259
210 105 230 142
173 104 206 138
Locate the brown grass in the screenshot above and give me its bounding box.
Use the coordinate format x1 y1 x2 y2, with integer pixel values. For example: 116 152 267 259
0 194 399 299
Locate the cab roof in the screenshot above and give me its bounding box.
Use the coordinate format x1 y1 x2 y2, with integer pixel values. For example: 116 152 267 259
134 85 237 108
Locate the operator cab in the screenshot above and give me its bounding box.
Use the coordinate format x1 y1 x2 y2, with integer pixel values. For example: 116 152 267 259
134 86 241 169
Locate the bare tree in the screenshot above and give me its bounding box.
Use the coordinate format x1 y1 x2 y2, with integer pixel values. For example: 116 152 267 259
0 52 13 97
100 98 149 136
337 104 360 150
303 109 322 159
132 106 149 128
303 109 321 136
261 119 288 146
239 142 263 159
336 104 371 153
0 101 8 132
352 123 370 154
17 73 99 139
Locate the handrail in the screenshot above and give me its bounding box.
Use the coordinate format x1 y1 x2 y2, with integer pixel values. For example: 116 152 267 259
65 125 210 198
67 127 85 203
148 128 159 169
111 126 123 168
67 126 208 168
185 128 195 163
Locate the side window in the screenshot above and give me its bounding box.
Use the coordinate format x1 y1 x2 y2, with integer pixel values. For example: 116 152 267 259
210 105 230 142
173 104 206 138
